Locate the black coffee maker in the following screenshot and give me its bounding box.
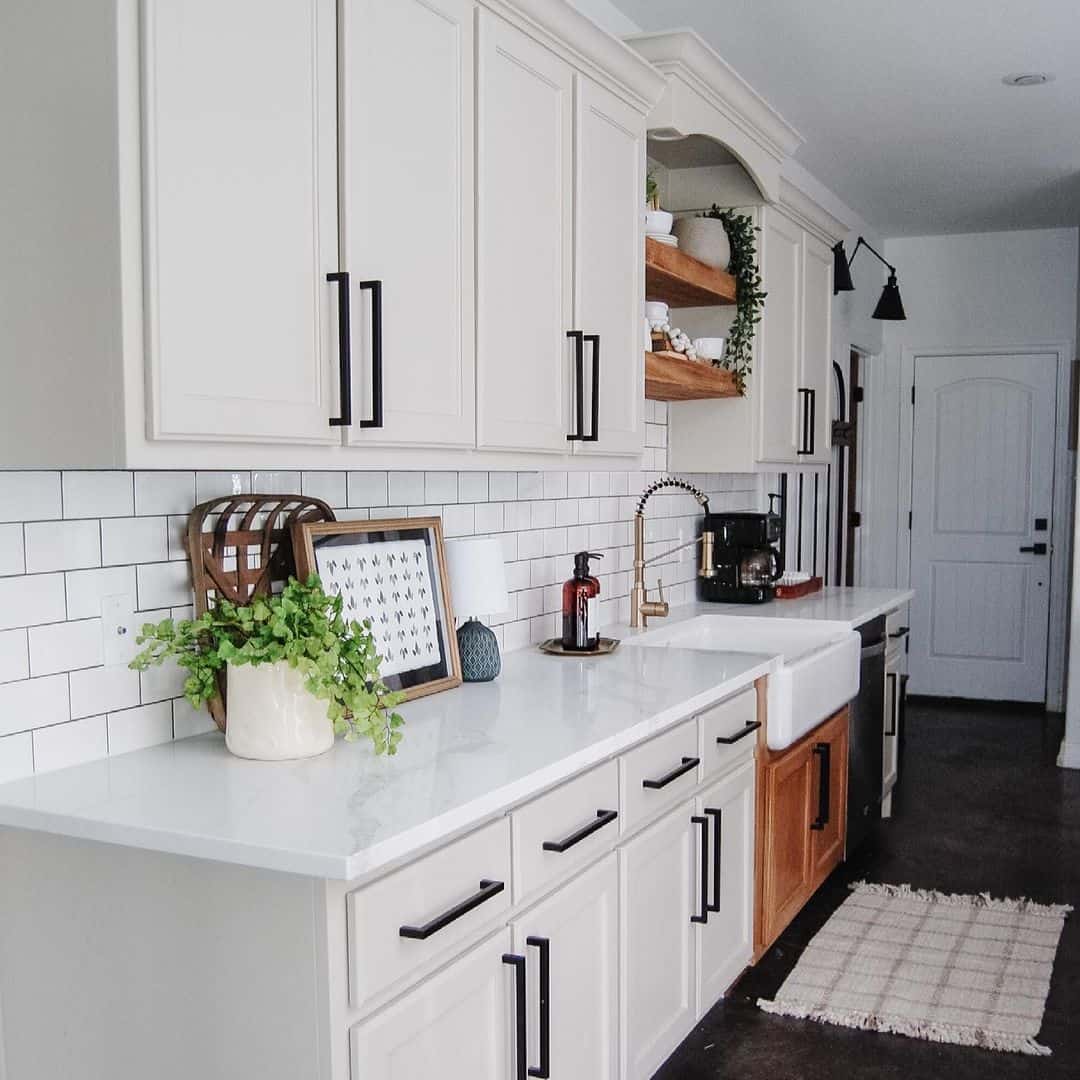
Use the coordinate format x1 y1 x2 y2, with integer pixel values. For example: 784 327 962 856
698 510 784 604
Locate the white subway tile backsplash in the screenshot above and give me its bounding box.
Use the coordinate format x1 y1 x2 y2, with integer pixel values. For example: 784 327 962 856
33 716 108 773
0 574 67 630
369 505 408 521
474 502 503 534
424 472 458 504
195 472 251 503
173 698 217 739
252 470 301 495
107 701 174 755
458 472 489 503
302 471 347 508
542 472 568 500
0 732 34 783
139 658 187 704
443 504 475 537
65 565 136 620
530 501 555 529
0 629 29 683
69 666 140 720
101 517 168 566
62 471 133 518
387 471 424 505
566 471 590 498
0 523 25 576
488 472 517 501
0 472 61 523
136 561 192 610
0 674 70 737
135 471 196 516
24 519 101 573
28 618 103 676
516 472 542 501
555 500 579 527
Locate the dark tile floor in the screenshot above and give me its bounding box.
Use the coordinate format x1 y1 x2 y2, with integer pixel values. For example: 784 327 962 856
655 700 1080 1079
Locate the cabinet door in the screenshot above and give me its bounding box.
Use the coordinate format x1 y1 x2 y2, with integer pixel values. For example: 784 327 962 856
349 928 512 1080
759 742 813 950
476 12 574 452
511 855 618 1080
571 75 645 457
799 231 834 463
340 0 475 447
696 760 755 1013
756 208 802 463
810 712 849 884
620 803 696 1080
143 0 339 444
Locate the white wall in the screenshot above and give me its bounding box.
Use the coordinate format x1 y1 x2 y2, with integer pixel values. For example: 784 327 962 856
861 227 1079 710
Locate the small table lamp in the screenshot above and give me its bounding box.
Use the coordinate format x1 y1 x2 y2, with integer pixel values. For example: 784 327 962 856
445 537 510 682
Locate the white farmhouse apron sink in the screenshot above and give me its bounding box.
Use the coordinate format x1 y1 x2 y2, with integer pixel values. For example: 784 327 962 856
627 616 860 750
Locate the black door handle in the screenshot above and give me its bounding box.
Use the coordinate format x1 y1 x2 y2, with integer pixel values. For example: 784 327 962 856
810 742 830 831
356 279 383 428
691 815 709 924
398 879 504 939
525 937 550 1078
716 720 762 745
642 756 700 790
327 271 352 427
542 809 618 853
797 387 815 455
1019 543 1048 555
888 626 910 640
566 330 585 441
885 673 898 737
503 953 527 1080
583 333 600 442
704 807 722 912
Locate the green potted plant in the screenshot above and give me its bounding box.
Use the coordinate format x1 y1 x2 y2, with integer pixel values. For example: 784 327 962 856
645 171 673 236
130 575 404 761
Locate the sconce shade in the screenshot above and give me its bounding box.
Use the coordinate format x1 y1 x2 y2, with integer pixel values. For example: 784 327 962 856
832 242 854 293
872 273 907 320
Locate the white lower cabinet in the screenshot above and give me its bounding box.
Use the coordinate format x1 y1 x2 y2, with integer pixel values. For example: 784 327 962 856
349 928 513 1079
619 802 696 1080
511 854 619 1079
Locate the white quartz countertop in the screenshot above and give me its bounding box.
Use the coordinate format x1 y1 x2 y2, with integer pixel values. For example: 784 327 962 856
668 587 913 629
0 645 772 882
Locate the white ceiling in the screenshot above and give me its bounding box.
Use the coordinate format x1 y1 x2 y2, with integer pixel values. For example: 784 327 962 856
613 0 1080 236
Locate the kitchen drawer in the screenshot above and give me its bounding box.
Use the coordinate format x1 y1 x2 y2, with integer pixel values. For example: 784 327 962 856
620 718 701 832
346 816 511 1012
698 688 758 779
512 760 619 902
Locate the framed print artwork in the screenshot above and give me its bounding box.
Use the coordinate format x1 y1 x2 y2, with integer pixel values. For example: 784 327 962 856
292 517 462 701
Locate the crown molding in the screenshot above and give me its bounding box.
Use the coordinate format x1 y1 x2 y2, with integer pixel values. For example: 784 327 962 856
776 175 851 245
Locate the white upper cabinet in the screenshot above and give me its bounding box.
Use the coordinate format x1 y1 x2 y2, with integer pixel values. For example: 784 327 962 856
143 0 340 445
475 12 575 453
572 76 646 457
340 0 475 448
799 229 834 464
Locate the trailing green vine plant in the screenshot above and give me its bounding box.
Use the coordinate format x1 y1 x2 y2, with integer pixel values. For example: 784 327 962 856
702 205 766 394
129 575 405 755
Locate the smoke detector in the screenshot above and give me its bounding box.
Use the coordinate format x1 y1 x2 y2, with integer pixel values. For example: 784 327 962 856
1002 72 1054 87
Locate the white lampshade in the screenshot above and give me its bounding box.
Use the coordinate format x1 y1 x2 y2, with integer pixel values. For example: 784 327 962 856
445 537 509 619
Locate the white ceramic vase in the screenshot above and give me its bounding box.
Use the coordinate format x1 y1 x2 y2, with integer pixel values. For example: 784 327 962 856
225 661 335 761
671 217 731 269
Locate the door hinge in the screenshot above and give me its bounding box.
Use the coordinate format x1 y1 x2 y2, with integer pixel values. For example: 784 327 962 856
850 511 862 527
853 385 864 403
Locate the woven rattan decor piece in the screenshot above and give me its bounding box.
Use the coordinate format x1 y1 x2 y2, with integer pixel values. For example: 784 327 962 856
185 495 336 731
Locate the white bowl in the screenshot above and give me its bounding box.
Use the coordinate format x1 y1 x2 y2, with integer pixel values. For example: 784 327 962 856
644 209 673 235
645 301 669 323
693 336 726 361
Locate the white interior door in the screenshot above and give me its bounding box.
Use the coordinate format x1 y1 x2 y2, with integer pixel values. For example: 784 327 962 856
909 352 1057 701
340 0 475 446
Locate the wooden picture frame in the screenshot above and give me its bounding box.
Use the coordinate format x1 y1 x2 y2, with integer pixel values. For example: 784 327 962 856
292 517 462 701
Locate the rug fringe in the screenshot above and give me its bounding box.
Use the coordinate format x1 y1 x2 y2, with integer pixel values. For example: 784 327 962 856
849 880 1073 919
756 998 1053 1056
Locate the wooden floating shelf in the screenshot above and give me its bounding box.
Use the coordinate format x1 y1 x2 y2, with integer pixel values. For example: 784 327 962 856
645 236 737 308
645 351 739 402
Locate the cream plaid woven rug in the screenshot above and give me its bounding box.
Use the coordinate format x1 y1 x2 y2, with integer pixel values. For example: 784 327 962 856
758 882 1072 1055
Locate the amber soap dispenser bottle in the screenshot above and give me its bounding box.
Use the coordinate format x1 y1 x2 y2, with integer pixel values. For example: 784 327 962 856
561 551 603 650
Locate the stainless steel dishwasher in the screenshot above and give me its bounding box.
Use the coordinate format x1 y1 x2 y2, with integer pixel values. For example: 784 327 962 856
846 615 886 855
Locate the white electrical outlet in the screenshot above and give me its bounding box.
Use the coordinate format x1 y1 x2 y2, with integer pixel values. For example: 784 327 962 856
102 593 139 667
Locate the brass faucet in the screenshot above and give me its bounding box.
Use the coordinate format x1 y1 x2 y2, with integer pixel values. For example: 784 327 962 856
631 478 717 628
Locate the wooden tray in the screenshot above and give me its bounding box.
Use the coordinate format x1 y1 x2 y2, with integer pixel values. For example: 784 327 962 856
539 637 621 657
775 577 823 600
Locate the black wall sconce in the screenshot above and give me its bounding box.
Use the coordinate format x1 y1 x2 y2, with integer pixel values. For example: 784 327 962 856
832 236 906 320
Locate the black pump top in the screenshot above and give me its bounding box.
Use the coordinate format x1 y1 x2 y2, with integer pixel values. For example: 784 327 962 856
573 551 603 578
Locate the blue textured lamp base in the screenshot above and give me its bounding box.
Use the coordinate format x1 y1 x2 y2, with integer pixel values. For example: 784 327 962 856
457 619 501 682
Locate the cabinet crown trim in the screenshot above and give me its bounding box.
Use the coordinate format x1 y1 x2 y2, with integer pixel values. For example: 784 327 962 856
775 176 850 246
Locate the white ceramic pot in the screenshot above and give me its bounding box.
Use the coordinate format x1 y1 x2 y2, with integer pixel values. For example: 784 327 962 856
644 209 673 235
644 301 669 324
225 661 334 761
693 337 726 361
671 217 731 269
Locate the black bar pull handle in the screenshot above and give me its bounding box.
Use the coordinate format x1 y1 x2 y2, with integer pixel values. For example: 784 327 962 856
542 809 618 853
888 626 910 640
356 279 383 429
1019 542 1048 555
797 388 812 455
716 720 762 745
526 937 550 1079
691 814 710 924
566 330 584 441
503 953 527 1080
398 879 504 939
327 271 352 427
885 673 898 737
583 333 600 442
642 756 700 790
704 807 722 912
808 388 817 455
810 742 831 831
